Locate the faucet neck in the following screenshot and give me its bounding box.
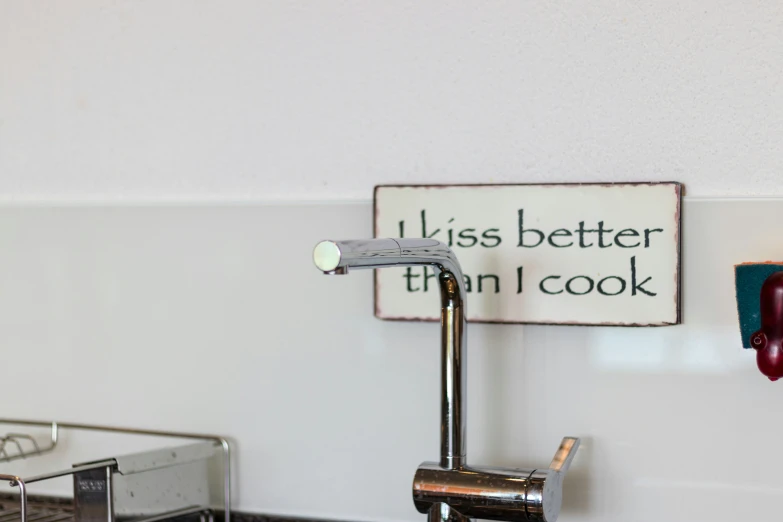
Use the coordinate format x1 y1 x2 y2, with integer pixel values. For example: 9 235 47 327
437 270 467 470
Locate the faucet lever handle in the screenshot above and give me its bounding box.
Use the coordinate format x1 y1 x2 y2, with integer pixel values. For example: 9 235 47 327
549 437 580 474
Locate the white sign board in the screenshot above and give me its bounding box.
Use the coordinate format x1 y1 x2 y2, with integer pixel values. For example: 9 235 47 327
374 183 682 326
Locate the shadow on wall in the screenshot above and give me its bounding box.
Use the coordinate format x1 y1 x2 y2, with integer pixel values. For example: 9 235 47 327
587 327 744 375
562 436 592 515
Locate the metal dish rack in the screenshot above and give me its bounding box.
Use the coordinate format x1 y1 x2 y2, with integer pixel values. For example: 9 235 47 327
0 419 230 522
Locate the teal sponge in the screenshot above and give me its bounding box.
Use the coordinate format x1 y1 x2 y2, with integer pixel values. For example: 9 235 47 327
735 262 783 348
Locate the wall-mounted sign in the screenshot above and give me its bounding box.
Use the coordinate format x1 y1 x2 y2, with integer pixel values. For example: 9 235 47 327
374 183 682 326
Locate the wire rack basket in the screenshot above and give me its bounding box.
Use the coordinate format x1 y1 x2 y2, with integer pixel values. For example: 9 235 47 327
0 423 58 464
0 419 231 522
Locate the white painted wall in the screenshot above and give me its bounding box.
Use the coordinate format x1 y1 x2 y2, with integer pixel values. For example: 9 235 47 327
2 2 783 201
3 3 783 522
0 200 781 522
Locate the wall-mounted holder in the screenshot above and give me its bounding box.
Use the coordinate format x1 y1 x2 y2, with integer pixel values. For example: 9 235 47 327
735 263 783 381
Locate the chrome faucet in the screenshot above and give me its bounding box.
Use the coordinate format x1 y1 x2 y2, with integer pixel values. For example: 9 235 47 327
313 238 580 522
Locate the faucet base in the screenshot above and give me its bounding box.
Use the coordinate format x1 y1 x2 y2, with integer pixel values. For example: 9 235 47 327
414 462 539 522
413 437 579 522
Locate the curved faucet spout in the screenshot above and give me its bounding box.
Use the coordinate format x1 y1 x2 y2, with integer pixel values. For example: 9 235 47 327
313 238 468 469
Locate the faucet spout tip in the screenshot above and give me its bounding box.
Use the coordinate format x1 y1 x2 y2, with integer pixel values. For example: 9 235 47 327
313 240 344 274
